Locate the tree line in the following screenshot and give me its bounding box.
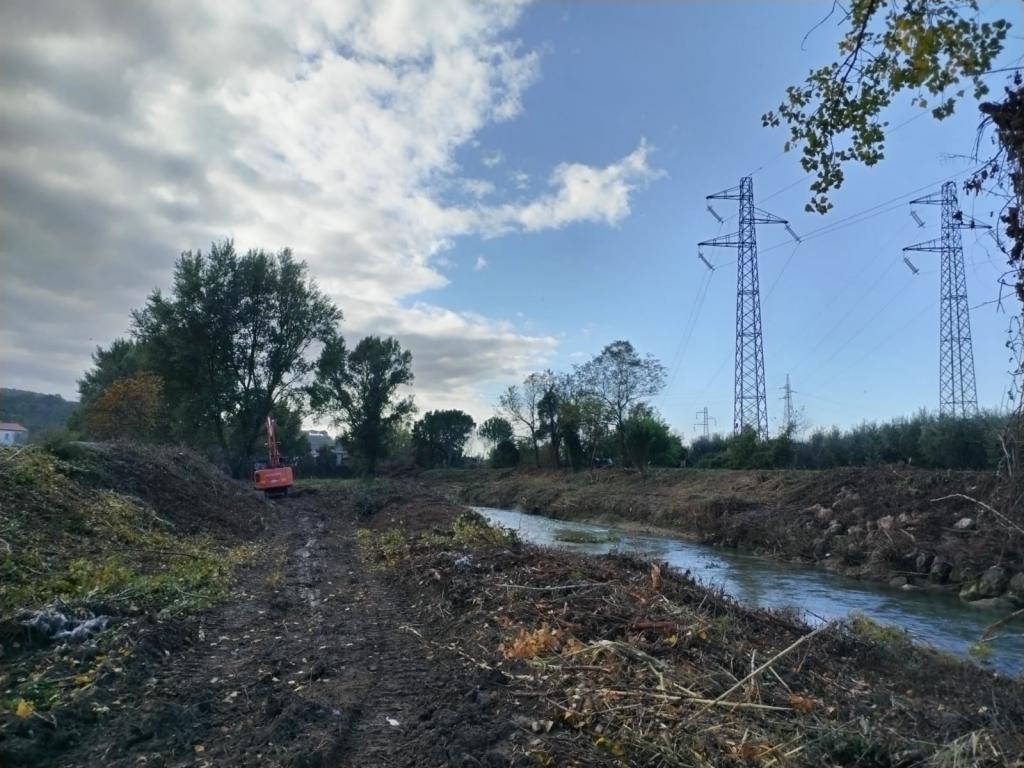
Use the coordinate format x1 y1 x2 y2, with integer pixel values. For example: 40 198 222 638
71 239 1007 477
481 340 683 471
71 241 484 476
689 411 1007 472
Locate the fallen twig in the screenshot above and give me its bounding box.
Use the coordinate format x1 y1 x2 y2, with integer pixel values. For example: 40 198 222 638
494 582 607 591
931 493 1024 537
980 606 1024 642
691 623 833 718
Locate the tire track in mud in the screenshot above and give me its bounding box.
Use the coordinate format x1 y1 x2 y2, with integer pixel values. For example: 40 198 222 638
49 496 518 767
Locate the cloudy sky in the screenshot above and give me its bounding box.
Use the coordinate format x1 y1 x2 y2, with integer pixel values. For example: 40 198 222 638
1 1 1021 436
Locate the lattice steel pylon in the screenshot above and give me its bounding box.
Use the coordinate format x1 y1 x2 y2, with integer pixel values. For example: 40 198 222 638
903 181 987 418
699 177 787 438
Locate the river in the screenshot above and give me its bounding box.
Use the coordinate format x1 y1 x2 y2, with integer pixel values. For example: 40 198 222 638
474 506 1023 676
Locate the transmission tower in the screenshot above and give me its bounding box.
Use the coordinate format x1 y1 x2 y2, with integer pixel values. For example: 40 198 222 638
903 181 987 418
694 407 716 439
699 177 789 439
781 374 795 432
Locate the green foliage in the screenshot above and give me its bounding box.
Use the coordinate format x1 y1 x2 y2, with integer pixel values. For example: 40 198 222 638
118 240 341 475
413 409 476 468
76 339 147 406
488 341 673 471
849 613 911 647
489 438 521 468
310 335 414 475
0 446 251 618
763 0 1010 213
356 512 517 567
577 341 667 466
478 416 514 447
690 411 1004 470
622 406 683 471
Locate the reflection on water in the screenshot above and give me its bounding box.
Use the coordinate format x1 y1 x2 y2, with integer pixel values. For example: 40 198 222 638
475 506 1023 676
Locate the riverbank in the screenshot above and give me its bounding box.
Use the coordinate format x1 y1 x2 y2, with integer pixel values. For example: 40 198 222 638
422 467 1024 607
4 466 1023 766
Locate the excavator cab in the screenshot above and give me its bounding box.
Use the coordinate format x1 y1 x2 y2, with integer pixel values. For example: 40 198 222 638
253 415 293 497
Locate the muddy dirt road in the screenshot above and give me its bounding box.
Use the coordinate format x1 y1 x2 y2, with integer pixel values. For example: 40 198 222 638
6 476 1024 767
7 494 521 767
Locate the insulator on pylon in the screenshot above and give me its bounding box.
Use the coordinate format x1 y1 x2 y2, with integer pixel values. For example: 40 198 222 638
902 256 920 275
697 250 715 271
910 210 925 228
784 223 801 243
706 204 724 223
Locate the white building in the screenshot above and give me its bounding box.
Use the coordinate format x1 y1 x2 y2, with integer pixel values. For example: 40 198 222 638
0 422 28 445
302 429 347 466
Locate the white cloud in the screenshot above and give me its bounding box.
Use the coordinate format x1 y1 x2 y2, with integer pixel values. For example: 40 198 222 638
473 255 489 271
482 150 504 168
0 0 659 413
492 140 662 233
511 170 531 189
462 178 496 198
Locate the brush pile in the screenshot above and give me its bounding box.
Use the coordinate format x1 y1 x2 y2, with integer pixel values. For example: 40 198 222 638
371 513 1024 767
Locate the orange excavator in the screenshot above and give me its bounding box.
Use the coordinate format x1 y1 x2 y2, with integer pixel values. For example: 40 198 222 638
253 415 294 497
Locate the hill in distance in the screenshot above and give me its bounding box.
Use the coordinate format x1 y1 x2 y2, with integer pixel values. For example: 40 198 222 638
0 388 78 434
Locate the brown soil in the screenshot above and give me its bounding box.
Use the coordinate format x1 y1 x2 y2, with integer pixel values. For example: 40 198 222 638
3 475 1023 767
0 482 526 767
62 441 268 539
422 467 1023 595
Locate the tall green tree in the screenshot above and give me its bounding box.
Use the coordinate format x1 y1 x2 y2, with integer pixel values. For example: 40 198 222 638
310 335 415 475
577 340 667 465
77 338 147 406
132 240 341 474
413 409 476 468
478 416 514 450
535 371 563 468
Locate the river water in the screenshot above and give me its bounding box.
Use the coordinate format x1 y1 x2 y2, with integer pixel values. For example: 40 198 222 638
474 506 1023 676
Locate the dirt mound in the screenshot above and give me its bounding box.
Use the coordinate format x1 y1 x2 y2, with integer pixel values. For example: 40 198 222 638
59 441 266 539
0 444 260 620
1 445 259 761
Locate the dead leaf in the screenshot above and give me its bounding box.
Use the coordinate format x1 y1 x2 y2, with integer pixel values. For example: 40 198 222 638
788 693 818 713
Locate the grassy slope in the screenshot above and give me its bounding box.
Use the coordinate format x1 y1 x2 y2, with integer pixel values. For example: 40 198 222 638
0 443 265 720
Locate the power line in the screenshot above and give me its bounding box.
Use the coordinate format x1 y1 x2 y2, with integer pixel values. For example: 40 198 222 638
789 256 901 376
664 269 715 392
758 163 986 258
799 271 918 387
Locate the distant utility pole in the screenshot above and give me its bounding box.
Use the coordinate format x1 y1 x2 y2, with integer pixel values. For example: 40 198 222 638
903 181 987 418
699 177 793 439
694 407 716 439
781 374 795 433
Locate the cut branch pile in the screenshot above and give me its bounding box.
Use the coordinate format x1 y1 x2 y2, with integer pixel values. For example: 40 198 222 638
377 515 1024 767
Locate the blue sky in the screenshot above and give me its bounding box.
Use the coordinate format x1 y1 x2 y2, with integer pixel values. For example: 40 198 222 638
431 2 1021 436
1 1 1019 439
